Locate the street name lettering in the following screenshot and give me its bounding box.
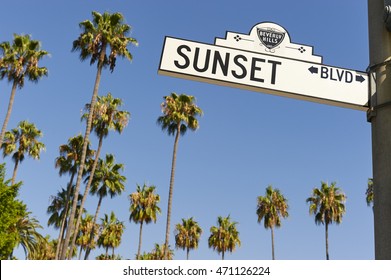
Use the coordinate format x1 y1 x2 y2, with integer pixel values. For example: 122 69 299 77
174 44 282 84
308 66 366 84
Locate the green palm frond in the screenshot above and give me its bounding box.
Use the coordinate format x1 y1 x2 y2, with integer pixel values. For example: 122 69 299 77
2 120 45 166
208 215 240 258
306 181 346 226
0 34 48 87
157 93 203 137
72 11 137 72
129 184 161 224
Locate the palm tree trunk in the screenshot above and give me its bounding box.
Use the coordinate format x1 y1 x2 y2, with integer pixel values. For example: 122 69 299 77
137 221 144 259
222 250 225 260
84 194 103 260
79 135 104 259
55 171 76 259
0 81 18 148
271 226 275 260
325 222 329 260
59 45 106 260
164 124 181 259
11 159 19 185
187 247 190 260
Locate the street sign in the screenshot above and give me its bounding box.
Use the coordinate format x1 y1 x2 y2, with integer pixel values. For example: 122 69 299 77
158 22 368 111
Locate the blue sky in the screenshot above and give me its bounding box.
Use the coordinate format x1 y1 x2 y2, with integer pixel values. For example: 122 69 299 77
0 0 373 260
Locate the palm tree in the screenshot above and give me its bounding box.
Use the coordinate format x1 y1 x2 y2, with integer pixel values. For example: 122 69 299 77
1 120 45 185
47 187 73 230
47 186 84 259
129 183 161 259
306 181 346 260
157 93 203 259
256 185 289 260
10 212 45 259
148 243 174 260
76 213 98 259
28 235 56 260
97 211 125 259
208 215 241 260
175 217 202 260
0 34 48 148
61 11 137 260
53 134 94 259
84 154 126 259
366 178 374 208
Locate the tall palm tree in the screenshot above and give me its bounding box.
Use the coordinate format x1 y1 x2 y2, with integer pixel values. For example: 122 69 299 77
175 217 202 260
0 34 48 148
61 11 137 260
256 185 289 260
84 154 126 259
129 183 161 259
98 211 125 259
208 215 241 260
306 181 346 260
157 93 203 259
1 120 45 184
53 134 94 259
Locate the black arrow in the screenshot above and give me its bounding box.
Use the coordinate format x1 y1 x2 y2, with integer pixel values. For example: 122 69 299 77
308 66 318 74
356 75 365 83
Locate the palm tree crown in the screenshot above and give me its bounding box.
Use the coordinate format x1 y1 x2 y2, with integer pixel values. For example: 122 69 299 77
208 215 241 260
175 217 202 260
72 11 137 72
157 93 203 136
0 34 48 86
76 213 98 259
307 182 346 226
89 154 126 200
98 211 125 259
55 134 94 178
1 120 45 185
83 92 130 139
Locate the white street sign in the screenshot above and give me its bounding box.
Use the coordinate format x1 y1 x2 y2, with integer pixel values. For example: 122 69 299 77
158 22 368 111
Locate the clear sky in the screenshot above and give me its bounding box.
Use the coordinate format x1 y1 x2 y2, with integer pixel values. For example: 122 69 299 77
0 0 373 260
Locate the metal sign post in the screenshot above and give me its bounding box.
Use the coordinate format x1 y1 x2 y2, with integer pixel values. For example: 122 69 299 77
368 0 391 260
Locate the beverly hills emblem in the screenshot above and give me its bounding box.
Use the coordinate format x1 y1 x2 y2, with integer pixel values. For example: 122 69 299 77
257 27 285 50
